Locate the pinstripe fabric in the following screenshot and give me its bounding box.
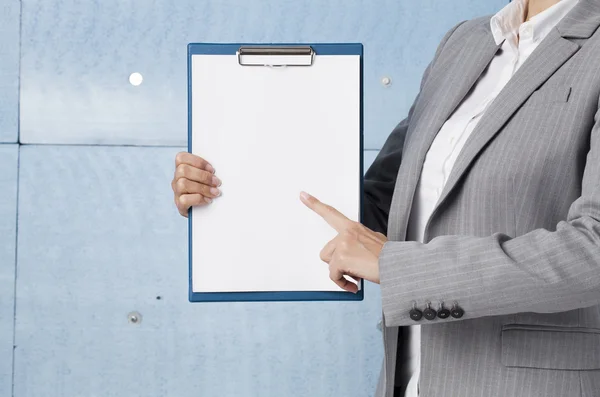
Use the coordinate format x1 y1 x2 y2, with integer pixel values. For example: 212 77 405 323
372 1 600 396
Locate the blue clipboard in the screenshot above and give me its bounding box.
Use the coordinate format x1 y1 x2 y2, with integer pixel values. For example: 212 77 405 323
187 43 364 302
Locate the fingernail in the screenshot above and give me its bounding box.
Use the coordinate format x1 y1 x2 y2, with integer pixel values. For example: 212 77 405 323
206 164 215 174
210 187 221 196
204 197 212 204
300 191 310 201
212 176 222 187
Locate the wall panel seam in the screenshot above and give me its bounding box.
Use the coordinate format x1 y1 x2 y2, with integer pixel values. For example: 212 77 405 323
11 145 21 397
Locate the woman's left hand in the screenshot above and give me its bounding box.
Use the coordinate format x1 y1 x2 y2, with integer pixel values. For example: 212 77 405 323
300 191 387 293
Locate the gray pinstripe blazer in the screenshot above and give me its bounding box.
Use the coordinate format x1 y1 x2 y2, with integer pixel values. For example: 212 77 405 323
362 1 600 396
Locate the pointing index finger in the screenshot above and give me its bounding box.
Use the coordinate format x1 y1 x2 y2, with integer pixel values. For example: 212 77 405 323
300 191 351 232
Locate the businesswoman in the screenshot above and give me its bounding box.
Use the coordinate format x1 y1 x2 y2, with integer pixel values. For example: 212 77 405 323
172 0 600 396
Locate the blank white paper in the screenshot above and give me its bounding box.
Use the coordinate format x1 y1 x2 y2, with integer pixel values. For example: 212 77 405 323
191 53 360 293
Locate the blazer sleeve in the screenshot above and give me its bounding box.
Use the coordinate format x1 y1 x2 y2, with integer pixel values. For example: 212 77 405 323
379 96 600 327
362 20 467 234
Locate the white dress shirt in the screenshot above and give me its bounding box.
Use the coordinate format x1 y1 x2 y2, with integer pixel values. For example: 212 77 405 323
402 0 579 396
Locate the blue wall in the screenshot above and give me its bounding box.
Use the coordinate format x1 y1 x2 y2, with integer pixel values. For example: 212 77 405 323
0 0 506 396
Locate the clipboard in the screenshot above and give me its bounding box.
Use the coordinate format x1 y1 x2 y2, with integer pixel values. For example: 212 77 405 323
188 43 363 302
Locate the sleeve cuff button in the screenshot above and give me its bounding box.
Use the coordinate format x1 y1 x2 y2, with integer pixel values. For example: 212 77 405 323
450 304 464 319
437 308 450 319
423 307 437 320
409 308 423 321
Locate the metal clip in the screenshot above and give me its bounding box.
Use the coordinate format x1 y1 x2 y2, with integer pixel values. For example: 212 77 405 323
237 46 315 67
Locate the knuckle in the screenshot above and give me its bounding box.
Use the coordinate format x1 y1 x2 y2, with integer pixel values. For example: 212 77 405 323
339 233 352 245
202 171 213 185
337 243 350 259
192 194 203 205
175 164 187 179
346 222 361 234
181 164 192 178
201 184 213 196
175 152 186 166
176 178 188 193
319 250 328 262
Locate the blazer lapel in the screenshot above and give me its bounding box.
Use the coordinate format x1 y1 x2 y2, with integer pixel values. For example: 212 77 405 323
556 0 600 40
388 23 501 241
389 0 600 242
424 30 587 241
401 25 501 164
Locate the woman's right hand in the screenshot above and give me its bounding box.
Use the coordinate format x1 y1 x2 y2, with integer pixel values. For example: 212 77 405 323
172 152 222 218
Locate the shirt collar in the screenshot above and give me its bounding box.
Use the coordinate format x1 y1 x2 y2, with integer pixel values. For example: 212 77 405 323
490 0 580 45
